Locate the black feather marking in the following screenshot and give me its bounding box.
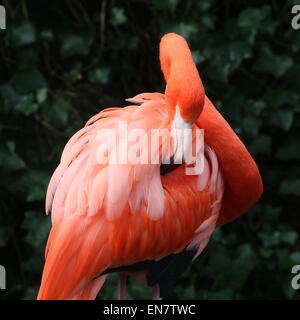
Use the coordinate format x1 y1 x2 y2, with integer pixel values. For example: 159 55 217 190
160 155 182 175
86 114 104 126
100 248 196 297
102 260 156 274
146 249 196 296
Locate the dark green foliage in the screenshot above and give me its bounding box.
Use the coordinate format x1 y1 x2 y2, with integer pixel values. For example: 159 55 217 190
0 0 299 300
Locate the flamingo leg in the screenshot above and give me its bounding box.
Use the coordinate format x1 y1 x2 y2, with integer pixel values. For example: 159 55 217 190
152 284 161 300
118 273 127 300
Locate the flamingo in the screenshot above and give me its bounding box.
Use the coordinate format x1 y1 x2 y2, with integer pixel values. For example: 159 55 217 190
37 33 263 300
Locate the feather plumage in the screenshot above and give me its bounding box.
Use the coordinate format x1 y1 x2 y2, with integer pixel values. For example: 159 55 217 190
37 33 262 300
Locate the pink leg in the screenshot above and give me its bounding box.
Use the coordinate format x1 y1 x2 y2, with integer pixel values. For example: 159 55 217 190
118 273 127 300
152 284 161 300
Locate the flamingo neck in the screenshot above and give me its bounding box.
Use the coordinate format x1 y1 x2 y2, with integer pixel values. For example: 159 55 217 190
159 33 205 124
197 97 263 226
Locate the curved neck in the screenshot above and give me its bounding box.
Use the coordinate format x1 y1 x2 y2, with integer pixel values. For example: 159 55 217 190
197 97 263 226
159 33 205 124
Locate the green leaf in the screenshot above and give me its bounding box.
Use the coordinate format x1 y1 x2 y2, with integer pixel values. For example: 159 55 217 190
204 40 252 81
22 211 51 250
282 230 298 246
277 249 296 271
234 244 257 284
289 0 300 5
11 65 47 93
228 40 252 62
36 88 48 104
291 252 300 264
40 29 54 41
41 97 71 125
265 90 299 109
238 7 268 29
243 116 262 136
251 100 267 115
201 14 216 30
15 169 49 202
110 8 127 26
279 274 297 299
251 134 272 155
197 0 213 11
278 110 294 131
60 33 93 57
9 20 36 46
268 110 294 131
88 67 110 84
0 84 20 112
276 140 300 160
263 205 281 222
0 84 20 102
26 186 45 202
258 230 281 248
254 47 293 78
285 29 300 53
259 248 273 258
191 50 201 65
15 93 38 115
0 141 25 173
203 288 234 300
162 22 198 40
280 179 300 196
152 0 180 12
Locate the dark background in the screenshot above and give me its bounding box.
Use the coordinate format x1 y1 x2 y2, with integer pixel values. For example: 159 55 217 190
0 0 300 300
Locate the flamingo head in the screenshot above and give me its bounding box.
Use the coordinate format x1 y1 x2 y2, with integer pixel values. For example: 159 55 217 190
159 33 205 126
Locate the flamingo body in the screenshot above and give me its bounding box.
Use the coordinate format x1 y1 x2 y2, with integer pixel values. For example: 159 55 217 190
37 33 262 300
